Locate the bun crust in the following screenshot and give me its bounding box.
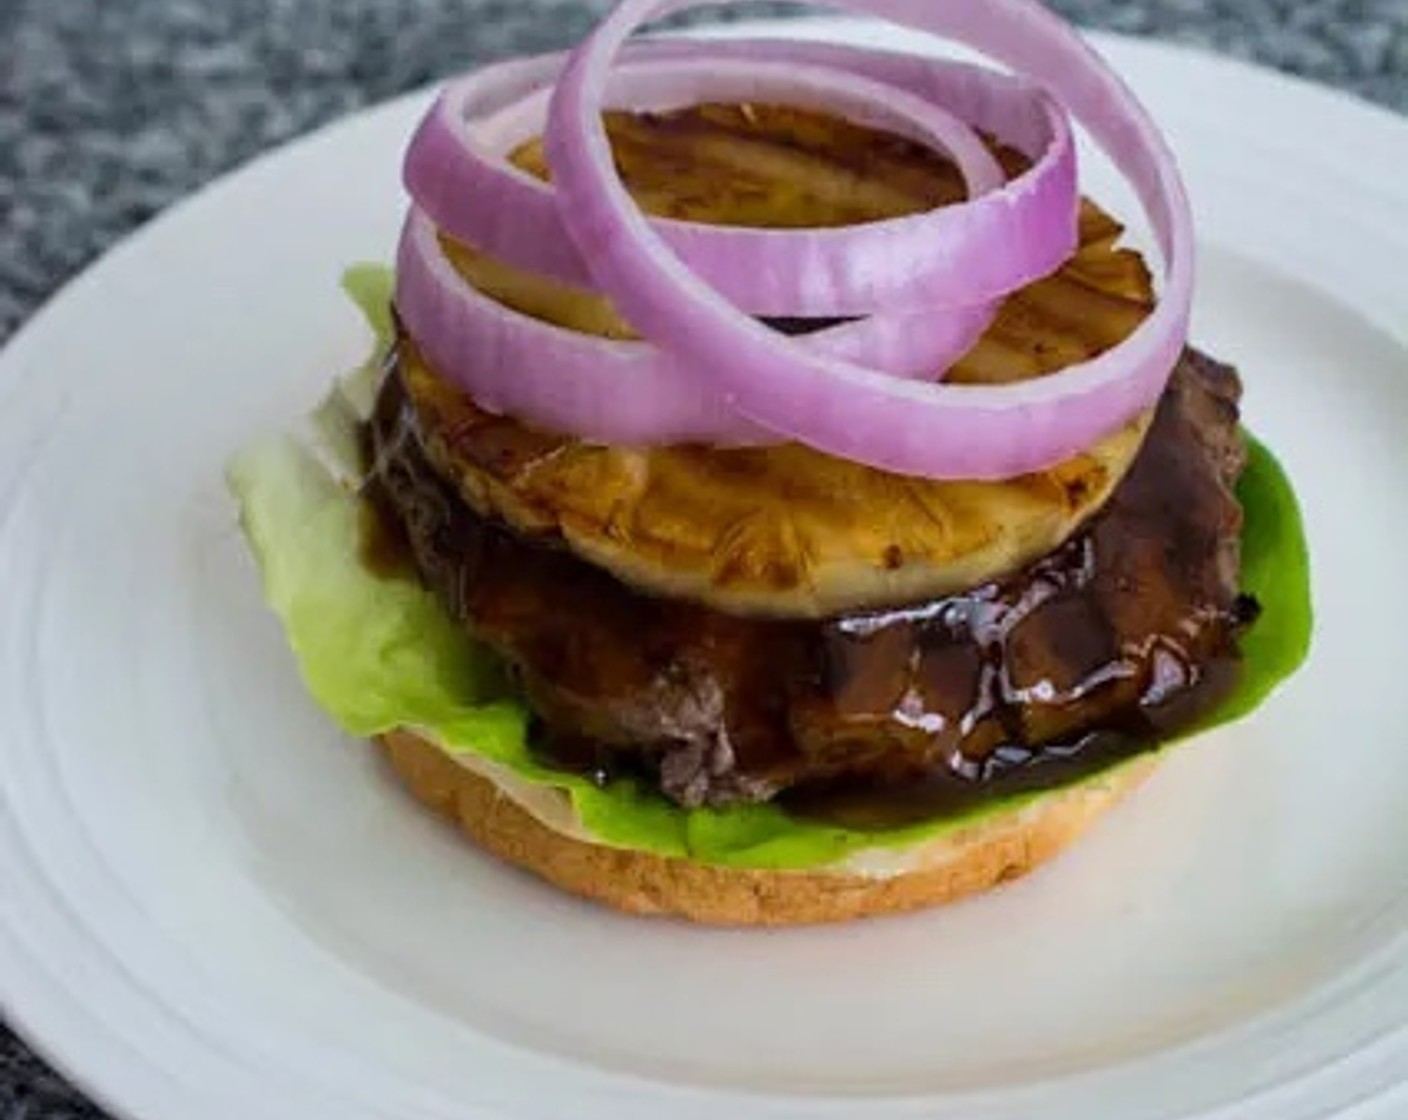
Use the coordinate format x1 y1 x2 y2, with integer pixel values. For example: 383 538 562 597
378 729 1156 926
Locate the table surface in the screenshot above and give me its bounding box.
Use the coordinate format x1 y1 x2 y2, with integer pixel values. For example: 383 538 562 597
2 0 1405 1116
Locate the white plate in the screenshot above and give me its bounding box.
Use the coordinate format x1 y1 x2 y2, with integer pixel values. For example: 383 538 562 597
2 20 1407 1120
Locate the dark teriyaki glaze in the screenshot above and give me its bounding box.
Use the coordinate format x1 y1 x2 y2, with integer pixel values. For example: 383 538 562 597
781 652 1247 828
357 483 417 581
362 346 1257 821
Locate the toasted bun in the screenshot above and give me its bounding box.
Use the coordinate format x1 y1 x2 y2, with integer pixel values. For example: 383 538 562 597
378 729 1156 926
400 105 1156 620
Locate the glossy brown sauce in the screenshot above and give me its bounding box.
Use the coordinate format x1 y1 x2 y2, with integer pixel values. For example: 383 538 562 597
360 346 1257 825
781 656 1242 828
358 492 416 580
517 582 1249 829
356 411 419 580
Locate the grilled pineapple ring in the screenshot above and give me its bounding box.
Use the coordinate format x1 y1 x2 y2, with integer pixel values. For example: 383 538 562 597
398 104 1155 619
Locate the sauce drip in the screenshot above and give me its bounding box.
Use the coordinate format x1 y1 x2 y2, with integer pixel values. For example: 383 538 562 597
781 651 1245 829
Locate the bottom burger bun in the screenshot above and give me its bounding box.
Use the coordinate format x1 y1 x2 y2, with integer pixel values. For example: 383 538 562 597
378 727 1156 926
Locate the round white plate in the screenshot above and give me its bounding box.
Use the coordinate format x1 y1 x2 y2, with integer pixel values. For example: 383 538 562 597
3 21 1407 1120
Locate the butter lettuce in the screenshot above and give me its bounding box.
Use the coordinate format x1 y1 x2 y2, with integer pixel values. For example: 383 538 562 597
227 269 1312 870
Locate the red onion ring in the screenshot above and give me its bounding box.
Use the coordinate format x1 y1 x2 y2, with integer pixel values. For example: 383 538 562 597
396 47 1048 443
404 44 1077 316
395 209 994 445
542 0 1194 479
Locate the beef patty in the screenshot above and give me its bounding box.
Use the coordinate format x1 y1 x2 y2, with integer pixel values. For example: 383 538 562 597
364 349 1257 813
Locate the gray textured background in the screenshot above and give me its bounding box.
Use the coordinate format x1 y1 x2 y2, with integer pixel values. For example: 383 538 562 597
1 1 1405 1116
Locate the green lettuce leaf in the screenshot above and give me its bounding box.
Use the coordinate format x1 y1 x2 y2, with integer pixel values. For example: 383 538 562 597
342 263 395 347
227 272 1313 870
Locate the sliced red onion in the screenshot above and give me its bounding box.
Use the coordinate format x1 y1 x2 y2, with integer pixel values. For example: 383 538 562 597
394 210 992 445
396 45 1017 444
395 210 756 444
543 0 1194 479
405 44 1077 316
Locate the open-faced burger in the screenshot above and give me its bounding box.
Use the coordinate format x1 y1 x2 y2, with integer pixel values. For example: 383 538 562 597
230 0 1311 925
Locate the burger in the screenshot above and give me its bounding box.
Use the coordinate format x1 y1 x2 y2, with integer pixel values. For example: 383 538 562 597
230 0 1311 925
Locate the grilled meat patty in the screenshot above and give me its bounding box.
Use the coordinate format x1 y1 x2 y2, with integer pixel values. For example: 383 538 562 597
365 348 1255 811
